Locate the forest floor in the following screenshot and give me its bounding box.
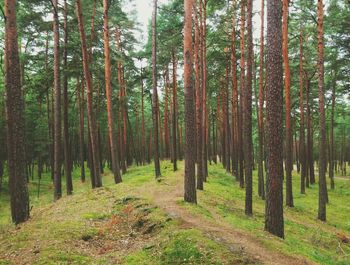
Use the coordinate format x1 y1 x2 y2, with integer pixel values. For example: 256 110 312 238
0 161 349 265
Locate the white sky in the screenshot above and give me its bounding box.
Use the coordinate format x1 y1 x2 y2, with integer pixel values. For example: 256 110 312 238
125 0 170 48
126 0 266 51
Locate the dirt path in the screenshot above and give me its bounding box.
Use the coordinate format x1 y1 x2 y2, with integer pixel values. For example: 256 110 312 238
335 176 350 181
151 178 314 265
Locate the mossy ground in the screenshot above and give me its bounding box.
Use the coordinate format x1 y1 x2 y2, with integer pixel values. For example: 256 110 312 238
191 163 350 265
0 161 349 264
0 162 255 264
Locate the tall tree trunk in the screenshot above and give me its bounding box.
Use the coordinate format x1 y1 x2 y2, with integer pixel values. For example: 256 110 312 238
53 0 62 200
158 104 163 160
45 31 54 181
5 0 30 224
305 75 315 185
257 0 265 199
244 0 253 216
141 66 146 165
317 0 327 221
265 0 284 238
283 0 293 207
329 70 336 189
77 77 85 182
231 1 238 180
103 0 122 183
238 0 246 188
122 69 130 166
299 31 306 195
164 69 170 159
295 131 300 173
63 0 73 195
115 29 127 174
194 4 204 190
172 49 178 171
76 0 101 188
152 0 161 178
225 60 231 173
201 0 208 180
184 0 197 203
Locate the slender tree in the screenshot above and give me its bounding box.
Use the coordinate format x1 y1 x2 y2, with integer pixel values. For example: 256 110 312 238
164 69 170 159
103 0 122 183
231 2 239 180
283 0 293 207
329 69 336 189
299 31 306 195
53 0 62 200
257 0 265 199
76 0 102 187
4 0 30 224
238 0 246 188
63 0 73 195
265 0 284 238
152 0 161 178
317 0 327 221
77 77 85 182
172 50 178 171
184 0 197 203
194 3 204 190
244 0 253 216
141 65 146 165
201 0 208 180
115 28 127 174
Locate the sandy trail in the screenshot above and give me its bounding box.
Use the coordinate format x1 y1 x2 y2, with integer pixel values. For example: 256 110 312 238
150 177 314 265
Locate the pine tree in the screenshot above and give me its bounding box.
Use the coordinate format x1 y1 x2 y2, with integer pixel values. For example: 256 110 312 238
184 0 197 203
265 0 284 238
4 0 30 224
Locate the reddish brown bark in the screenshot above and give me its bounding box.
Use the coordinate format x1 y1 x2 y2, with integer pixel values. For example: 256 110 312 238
201 0 208 180
184 0 197 203
152 0 161 178
265 0 284 238
283 0 293 207
224 56 231 173
164 68 170 159
77 77 85 182
305 73 315 185
194 4 204 190
115 29 127 174
76 0 101 187
257 0 265 199
299 32 306 194
244 0 253 216
103 0 122 183
231 0 238 180
238 0 246 188
172 50 178 171
63 0 73 195
5 0 30 223
53 0 62 200
317 0 327 221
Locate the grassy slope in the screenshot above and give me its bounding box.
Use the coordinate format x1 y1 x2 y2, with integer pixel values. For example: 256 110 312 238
0 162 256 265
188 163 350 265
0 161 349 264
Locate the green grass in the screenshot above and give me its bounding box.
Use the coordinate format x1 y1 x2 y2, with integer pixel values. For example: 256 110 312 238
123 228 256 265
0 161 349 264
189 163 350 265
0 161 257 264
